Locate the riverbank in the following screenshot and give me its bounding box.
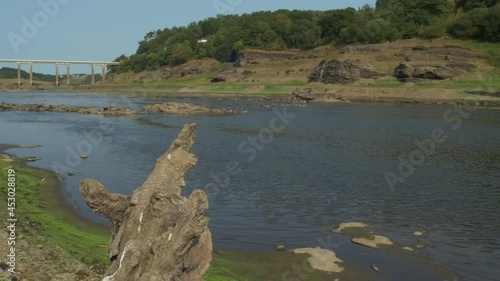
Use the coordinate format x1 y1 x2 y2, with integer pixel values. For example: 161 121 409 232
0 147 108 280
0 85 500 109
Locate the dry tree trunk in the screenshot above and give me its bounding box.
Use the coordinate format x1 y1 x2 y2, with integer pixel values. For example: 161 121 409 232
80 124 212 281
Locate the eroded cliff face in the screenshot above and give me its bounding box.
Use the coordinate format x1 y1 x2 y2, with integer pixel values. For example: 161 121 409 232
80 124 212 281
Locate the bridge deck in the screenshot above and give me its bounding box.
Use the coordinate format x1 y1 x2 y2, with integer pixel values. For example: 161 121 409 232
0 59 119 65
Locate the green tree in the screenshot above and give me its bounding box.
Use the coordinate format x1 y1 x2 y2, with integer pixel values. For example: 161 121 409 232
318 8 356 43
449 7 488 39
484 4 500 42
456 0 497 11
170 41 195 66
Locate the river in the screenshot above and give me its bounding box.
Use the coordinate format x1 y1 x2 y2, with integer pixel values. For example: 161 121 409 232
1 91 499 281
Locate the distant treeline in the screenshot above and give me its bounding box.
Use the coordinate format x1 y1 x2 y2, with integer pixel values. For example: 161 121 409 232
0 67 101 84
110 0 499 73
0 67 56 82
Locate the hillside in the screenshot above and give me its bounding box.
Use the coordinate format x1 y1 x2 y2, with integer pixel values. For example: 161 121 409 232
109 0 499 73
90 37 498 105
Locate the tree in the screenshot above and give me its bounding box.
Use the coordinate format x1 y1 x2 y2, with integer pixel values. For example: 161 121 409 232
318 8 356 43
484 4 500 42
170 41 195 66
449 7 488 39
456 0 498 11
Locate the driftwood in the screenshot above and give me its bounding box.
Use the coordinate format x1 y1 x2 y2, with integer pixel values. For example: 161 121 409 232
80 124 212 281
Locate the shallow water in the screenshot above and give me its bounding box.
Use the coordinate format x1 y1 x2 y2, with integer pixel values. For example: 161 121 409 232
1 91 499 281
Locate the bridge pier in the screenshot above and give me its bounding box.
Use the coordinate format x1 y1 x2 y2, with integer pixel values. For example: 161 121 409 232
66 64 70 85
29 63 33 85
17 63 21 87
101 64 106 82
91 64 95 84
55 63 59 86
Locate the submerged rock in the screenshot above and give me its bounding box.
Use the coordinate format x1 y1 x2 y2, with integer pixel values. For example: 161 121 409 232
402 246 414 252
332 222 394 249
413 231 425 237
291 248 344 273
0 102 135 116
275 245 285 251
352 235 394 249
332 222 369 233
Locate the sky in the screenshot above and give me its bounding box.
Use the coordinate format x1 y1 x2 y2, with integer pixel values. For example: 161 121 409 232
1 0 375 74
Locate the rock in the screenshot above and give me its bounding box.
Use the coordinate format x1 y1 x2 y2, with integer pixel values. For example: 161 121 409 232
352 235 394 249
0 154 13 163
143 102 242 116
211 77 225 83
416 241 425 250
289 88 344 103
0 102 135 116
275 245 285 251
291 248 344 273
309 59 383 84
402 246 414 252
394 63 475 82
413 231 424 237
332 222 369 233
241 70 253 76
309 59 361 84
79 124 212 281
371 264 381 273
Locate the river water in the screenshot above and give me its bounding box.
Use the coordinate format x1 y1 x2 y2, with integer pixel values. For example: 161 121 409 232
1 91 499 280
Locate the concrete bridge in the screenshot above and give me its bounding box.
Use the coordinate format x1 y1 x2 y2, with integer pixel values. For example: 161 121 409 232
0 59 119 86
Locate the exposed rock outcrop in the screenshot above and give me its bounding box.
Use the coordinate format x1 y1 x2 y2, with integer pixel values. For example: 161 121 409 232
143 102 243 115
289 88 348 103
309 59 382 84
0 102 135 116
332 222 394 249
79 124 212 281
290 248 344 273
394 63 475 81
0 102 246 116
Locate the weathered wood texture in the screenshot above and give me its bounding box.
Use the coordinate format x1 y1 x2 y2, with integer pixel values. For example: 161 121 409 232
80 124 212 281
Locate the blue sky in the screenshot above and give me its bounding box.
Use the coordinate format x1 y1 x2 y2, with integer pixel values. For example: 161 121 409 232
1 0 375 74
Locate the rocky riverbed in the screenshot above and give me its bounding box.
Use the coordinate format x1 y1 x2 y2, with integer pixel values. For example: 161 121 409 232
143 102 245 115
0 102 245 116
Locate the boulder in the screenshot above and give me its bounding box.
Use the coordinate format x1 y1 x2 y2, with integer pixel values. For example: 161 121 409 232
80 124 212 281
309 59 361 84
394 63 475 82
211 77 225 83
309 59 382 84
